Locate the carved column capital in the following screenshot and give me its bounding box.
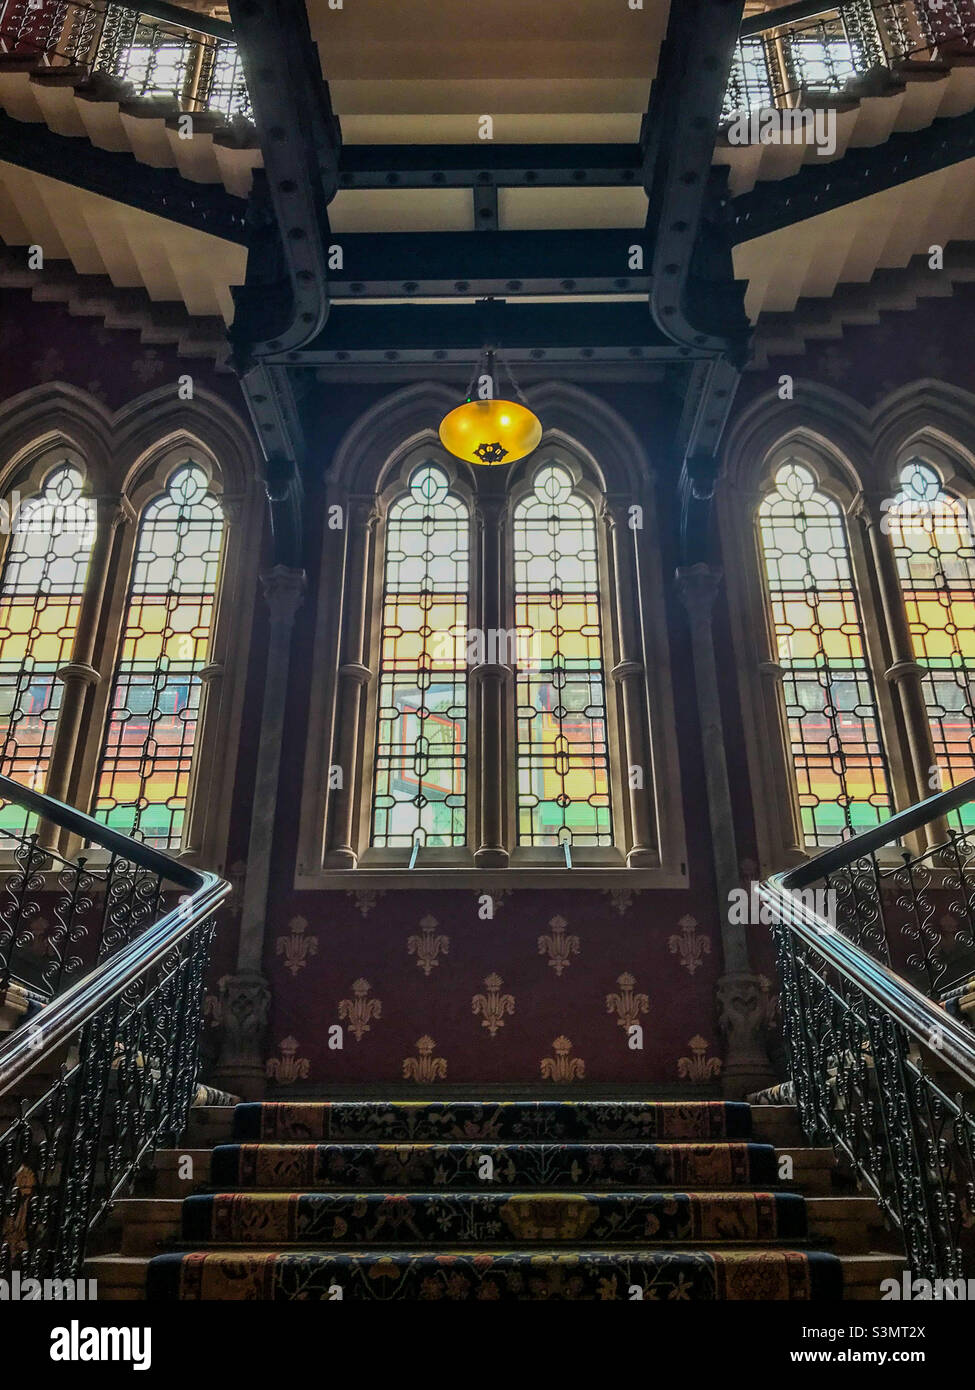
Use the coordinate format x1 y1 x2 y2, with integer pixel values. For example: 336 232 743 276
675 562 723 621
260 565 305 627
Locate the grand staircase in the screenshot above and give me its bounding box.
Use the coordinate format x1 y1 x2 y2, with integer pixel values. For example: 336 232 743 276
87 1097 903 1301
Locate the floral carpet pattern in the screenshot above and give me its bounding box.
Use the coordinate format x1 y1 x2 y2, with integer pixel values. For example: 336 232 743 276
146 1100 843 1302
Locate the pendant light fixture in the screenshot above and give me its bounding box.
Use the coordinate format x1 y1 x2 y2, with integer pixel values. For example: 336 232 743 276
439 346 542 466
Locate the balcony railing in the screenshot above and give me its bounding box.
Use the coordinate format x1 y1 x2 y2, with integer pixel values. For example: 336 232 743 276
0 772 228 1281
761 777 975 1282
724 0 975 119
0 0 250 120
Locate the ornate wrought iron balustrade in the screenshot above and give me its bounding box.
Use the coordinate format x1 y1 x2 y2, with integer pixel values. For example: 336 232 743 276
724 0 975 119
760 776 975 1283
0 772 228 1281
0 0 250 119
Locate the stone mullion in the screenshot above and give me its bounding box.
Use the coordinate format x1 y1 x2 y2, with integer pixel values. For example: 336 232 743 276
858 491 946 847
40 494 128 853
677 562 775 1099
602 498 654 867
326 499 377 868
473 492 509 868
213 563 304 1100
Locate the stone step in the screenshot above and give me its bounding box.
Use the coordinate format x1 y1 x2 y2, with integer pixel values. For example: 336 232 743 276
117 1188 816 1253
841 1253 910 1300
91 1247 903 1301
229 1099 755 1145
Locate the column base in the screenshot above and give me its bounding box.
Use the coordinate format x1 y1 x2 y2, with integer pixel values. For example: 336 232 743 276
325 847 358 870
474 847 509 868
716 971 778 1101
626 846 657 868
210 970 271 1103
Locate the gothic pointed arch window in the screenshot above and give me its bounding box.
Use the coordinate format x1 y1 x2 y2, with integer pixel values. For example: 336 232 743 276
887 458 975 822
0 460 94 838
511 461 612 849
757 459 892 847
93 461 225 850
370 461 469 850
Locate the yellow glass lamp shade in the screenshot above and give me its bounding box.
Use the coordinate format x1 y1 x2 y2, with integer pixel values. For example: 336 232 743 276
439 397 542 466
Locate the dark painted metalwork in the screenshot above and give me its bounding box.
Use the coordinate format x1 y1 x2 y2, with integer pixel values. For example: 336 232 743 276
733 107 975 241
0 0 248 115
326 229 649 300
337 143 644 189
227 0 341 566
730 1 975 119
761 776 975 1281
0 771 228 1281
264 300 705 367
0 109 248 241
642 0 750 562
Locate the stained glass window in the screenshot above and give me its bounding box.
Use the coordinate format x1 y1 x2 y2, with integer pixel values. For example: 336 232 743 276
93 463 224 850
758 460 891 847
513 463 612 848
888 459 975 827
371 464 468 849
0 465 94 839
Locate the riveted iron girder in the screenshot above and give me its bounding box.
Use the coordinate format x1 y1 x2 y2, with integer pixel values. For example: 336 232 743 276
642 0 750 563
227 0 341 565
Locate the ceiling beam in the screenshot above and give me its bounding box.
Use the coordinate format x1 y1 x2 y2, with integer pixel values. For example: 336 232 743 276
326 229 647 299
337 143 644 190
262 300 708 366
732 108 975 243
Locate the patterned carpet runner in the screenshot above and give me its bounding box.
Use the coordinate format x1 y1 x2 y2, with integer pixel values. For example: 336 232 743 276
146 1100 843 1302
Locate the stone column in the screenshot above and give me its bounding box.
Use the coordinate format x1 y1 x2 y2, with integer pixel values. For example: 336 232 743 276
858 490 945 844
676 563 776 1098
602 499 655 866
473 491 509 868
212 564 304 1099
326 500 377 868
40 494 127 851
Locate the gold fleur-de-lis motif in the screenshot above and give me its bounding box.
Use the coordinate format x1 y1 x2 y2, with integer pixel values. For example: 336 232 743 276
338 978 382 1042
668 916 711 977
472 973 515 1037
605 972 649 1031
541 1036 585 1082
346 888 386 919
538 916 580 977
275 916 319 976
677 1035 722 1084
408 914 450 976
602 887 639 917
402 1035 447 1083
265 1037 311 1084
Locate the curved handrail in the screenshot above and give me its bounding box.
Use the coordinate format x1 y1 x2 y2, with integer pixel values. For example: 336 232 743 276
0 772 229 1098
778 774 975 891
759 875 975 1091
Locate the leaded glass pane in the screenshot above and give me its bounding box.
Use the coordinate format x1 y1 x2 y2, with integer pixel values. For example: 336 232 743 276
0 465 94 840
371 464 468 849
758 460 891 847
94 463 224 850
513 463 612 848
888 459 975 829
